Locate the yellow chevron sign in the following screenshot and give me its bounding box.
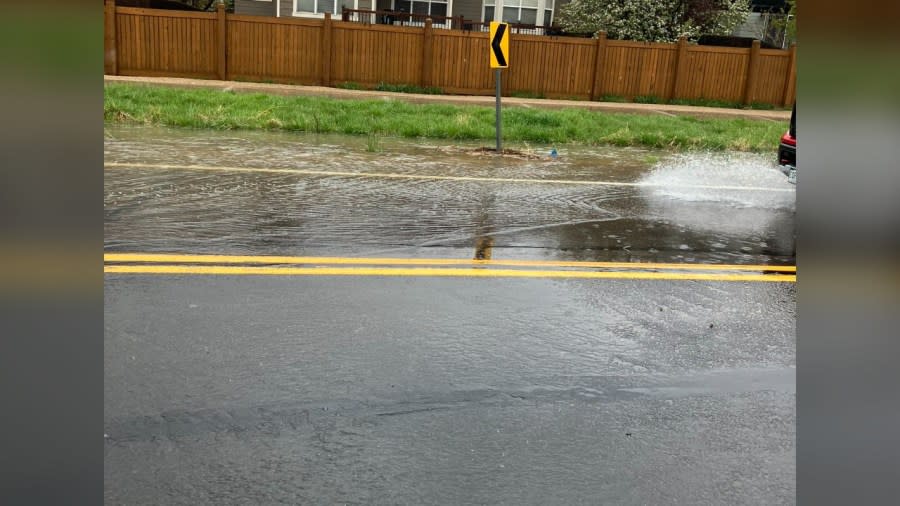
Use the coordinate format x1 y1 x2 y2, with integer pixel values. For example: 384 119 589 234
489 22 509 68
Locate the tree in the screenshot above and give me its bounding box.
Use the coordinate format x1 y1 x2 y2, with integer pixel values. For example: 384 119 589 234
557 0 752 43
171 0 235 11
771 0 796 44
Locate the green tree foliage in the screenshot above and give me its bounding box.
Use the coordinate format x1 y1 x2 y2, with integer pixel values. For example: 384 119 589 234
557 0 751 42
771 0 796 42
171 0 234 11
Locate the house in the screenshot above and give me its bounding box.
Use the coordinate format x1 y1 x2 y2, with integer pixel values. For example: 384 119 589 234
235 0 571 32
733 0 794 48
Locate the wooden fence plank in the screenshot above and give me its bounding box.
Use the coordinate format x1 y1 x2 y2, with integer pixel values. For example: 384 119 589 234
743 40 761 105
217 4 226 79
322 13 332 86
590 31 607 100
105 0 117 74
422 19 433 87
782 44 797 107
755 52 789 105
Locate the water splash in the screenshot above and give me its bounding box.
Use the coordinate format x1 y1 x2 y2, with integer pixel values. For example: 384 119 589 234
639 152 795 209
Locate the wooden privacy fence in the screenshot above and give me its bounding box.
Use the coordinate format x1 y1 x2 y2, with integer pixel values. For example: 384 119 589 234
104 1 797 106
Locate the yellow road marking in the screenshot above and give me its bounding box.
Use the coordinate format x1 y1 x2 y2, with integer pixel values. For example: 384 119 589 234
104 264 794 282
104 253 796 273
105 162 795 193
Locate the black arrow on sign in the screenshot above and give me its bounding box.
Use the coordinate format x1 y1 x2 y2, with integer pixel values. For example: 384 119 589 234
491 23 507 67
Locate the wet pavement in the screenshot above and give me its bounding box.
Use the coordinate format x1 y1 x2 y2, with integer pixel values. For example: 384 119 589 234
104 126 796 504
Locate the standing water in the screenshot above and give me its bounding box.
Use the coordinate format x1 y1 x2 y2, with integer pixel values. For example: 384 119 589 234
105 126 795 264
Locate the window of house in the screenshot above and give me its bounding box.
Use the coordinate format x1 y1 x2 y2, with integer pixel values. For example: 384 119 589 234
502 0 538 24
295 0 366 15
483 0 552 25
395 0 448 18
483 0 495 23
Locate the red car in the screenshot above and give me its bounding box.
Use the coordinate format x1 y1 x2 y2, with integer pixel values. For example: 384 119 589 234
777 104 796 184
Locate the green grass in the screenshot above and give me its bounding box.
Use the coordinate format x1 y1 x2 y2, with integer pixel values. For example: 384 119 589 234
104 84 787 152
597 95 789 110
336 81 364 90
599 94 628 103
509 90 546 99
633 95 663 104
669 97 744 109
374 82 443 95
336 81 443 94
366 133 382 152
747 101 779 110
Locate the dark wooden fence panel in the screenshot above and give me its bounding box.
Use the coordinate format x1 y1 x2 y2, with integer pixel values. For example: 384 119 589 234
227 16 322 84
105 2 797 107
508 35 595 98
332 24 424 87
755 50 791 105
430 30 494 95
600 42 679 100
681 46 749 102
116 7 218 78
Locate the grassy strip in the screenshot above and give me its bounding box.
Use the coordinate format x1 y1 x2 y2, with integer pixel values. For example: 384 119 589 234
104 84 787 152
603 94 787 110
336 81 444 95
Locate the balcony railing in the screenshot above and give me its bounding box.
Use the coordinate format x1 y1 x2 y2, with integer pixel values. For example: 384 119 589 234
341 8 557 36
341 8 464 29
460 20 555 36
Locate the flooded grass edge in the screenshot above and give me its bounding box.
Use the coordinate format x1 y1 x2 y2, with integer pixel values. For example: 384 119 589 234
104 84 786 153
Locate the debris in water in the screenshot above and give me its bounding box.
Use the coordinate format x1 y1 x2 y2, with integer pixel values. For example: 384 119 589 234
469 147 543 159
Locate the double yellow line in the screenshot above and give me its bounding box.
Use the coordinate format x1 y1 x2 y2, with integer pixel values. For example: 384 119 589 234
104 253 796 282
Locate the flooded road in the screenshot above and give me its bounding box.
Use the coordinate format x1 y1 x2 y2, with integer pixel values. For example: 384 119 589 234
105 126 795 264
105 126 795 504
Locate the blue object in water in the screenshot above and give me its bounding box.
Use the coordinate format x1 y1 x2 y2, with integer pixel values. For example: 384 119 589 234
550 148 558 158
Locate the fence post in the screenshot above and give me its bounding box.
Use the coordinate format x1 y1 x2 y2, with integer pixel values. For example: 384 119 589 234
217 2 227 80
743 39 761 106
104 0 117 75
669 36 688 101
782 43 796 107
589 31 607 101
422 18 433 87
322 12 333 87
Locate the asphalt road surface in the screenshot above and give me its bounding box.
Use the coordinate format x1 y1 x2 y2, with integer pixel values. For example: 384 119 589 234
104 126 796 504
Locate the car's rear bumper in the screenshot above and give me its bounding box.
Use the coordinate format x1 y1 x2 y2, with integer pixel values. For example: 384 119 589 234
778 142 795 167
777 143 796 183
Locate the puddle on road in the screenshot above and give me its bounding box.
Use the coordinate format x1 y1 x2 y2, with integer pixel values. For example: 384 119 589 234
105 125 795 264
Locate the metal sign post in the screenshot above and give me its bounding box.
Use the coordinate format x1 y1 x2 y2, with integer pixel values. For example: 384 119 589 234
489 22 509 153
495 69 502 152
